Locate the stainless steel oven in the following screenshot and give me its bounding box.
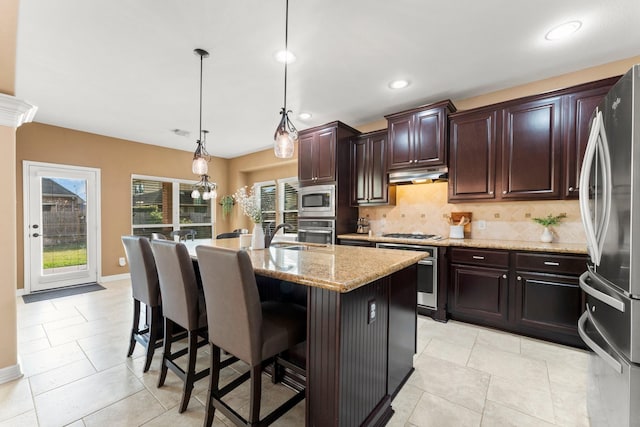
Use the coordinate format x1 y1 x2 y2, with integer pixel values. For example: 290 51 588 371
298 219 335 244
375 243 437 309
298 184 335 217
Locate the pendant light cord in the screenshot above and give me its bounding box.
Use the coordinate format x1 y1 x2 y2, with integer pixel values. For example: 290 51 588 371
199 53 204 139
283 0 289 110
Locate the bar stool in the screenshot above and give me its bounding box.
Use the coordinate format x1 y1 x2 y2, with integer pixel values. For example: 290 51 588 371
150 239 210 413
196 245 306 427
121 235 163 372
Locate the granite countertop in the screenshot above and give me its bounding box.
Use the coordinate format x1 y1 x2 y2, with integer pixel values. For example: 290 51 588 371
185 238 427 293
337 233 588 255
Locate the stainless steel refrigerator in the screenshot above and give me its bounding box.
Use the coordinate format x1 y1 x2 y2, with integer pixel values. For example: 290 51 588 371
578 64 640 427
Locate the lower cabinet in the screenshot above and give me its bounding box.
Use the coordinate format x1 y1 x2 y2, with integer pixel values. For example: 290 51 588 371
338 238 374 247
448 247 587 347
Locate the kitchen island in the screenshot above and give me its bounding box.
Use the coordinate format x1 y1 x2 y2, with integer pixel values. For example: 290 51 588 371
186 239 426 427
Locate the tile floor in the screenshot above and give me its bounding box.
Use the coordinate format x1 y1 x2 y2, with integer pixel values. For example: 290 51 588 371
1 279 591 426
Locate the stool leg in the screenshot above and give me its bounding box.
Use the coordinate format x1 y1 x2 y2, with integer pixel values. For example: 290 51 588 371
248 364 262 424
143 306 160 372
179 331 198 413
204 344 220 427
127 299 140 357
158 318 173 387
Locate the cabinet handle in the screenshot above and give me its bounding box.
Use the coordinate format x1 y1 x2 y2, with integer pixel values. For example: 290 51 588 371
569 186 574 192
502 274 507 279
472 255 485 260
489 191 494 195
543 261 560 266
502 190 507 195
517 276 522 281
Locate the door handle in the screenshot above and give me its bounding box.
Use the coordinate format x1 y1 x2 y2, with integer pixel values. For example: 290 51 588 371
578 311 622 374
32 233 40 237
579 270 625 312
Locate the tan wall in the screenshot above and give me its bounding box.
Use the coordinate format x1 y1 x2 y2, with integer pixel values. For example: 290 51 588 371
16 123 229 288
0 0 17 95
0 126 18 369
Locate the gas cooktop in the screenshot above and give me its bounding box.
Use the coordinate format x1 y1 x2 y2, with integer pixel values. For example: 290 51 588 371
382 233 443 240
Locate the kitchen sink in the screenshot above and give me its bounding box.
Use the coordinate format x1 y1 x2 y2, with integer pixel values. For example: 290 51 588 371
269 243 308 251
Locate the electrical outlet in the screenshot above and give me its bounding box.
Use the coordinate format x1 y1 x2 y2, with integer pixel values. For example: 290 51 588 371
118 257 126 267
368 299 376 324
477 220 487 230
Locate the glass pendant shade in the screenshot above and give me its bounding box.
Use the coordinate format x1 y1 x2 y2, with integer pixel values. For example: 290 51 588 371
192 154 208 175
274 108 297 158
191 174 217 200
191 189 200 199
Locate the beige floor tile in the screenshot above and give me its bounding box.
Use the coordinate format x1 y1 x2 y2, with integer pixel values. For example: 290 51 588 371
84 339 145 372
18 304 81 330
83 389 165 427
408 392 482 427
42 315 88 333
387 383 423 427
29 358 97 396
18 337 51 355
417 318 478 349
20 341 87 377
18 324 47 343
547 360 589 393
409 354 489 413
550 381 590 427
33 364 144 427
520 336 589 367
467 343 549 384
0 379 34 423
270 400 305 427
45 317 131 347
66 420 85 427
486 375 555 423
475 329 521 354
0 409 39 427
141 398 224 427
423 338 472 366
480 400 555 427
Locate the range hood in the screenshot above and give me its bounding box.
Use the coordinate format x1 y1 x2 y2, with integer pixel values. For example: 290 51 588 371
388 167 448 185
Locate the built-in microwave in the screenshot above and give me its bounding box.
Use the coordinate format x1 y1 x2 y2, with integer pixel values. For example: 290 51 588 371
298 184 335 217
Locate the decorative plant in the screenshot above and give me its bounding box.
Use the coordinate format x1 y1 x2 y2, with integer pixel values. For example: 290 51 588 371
233 186 262 224
219 195 235 220
532 213 567 227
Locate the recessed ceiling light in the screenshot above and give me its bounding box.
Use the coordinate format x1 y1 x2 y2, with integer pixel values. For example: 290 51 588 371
275 50 296 64
298 112 312 120
545 20 582 41
389 80 410 89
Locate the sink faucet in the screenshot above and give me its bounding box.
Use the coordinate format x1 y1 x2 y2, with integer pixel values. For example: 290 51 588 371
265 223 294 248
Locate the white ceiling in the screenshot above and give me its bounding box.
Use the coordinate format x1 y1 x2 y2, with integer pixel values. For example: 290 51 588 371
14 0 640 159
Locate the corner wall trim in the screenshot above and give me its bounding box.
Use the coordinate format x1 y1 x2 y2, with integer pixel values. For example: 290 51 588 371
0 93 37 128
0 363 23 385
100 273 131 283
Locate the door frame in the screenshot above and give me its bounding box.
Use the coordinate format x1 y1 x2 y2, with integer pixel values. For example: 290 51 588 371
22 161 102 294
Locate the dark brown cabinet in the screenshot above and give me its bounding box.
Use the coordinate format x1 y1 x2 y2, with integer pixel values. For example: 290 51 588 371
449 110 498 201
350 130 394 206
500 96 563 200
385 100 455 171
298 127 337 185
338 238 374 247
449 248 510 328
563 78 618 198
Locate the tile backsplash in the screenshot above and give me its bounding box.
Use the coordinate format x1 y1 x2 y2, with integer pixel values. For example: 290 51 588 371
359 182 586 244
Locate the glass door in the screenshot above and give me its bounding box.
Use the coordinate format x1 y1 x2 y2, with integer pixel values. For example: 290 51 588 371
24 162 99 292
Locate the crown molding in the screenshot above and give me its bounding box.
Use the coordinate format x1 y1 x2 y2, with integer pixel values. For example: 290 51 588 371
0 93 38 128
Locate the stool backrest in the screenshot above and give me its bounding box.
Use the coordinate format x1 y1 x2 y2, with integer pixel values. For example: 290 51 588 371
151 240 200 330
196 245 262 365
121 235 160 307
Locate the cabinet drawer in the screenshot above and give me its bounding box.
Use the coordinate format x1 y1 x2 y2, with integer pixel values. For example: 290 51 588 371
451 248 509 268
514 252 587 275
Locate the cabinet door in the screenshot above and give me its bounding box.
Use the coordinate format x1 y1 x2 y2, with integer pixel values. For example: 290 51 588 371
501 97 562 199
514 271 582 337
564 86 611 198
449 110 497 201
351 138 368 205
414 108 447 166
387 116 413 170
449 264 509 326
314 129 336 183
368 133 388 203
298 133 316 185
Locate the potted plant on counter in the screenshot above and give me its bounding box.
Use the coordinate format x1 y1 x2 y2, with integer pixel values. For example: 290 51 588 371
532 213 567 243
233 186 264 249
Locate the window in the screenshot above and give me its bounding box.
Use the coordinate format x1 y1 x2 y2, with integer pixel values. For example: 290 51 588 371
131 175 214 239
255 177 299 235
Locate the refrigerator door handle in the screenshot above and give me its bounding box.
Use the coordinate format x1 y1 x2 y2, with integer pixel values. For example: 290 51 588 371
578 311 623 374
579 270 626 312
579 110 602 265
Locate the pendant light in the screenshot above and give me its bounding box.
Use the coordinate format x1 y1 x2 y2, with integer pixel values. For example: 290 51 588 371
273 0 298 159
191 174 217 200
192 48 211 174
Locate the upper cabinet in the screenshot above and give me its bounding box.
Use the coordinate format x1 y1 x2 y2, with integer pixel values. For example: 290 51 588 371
449 76 619 203
385 100 456 171
298 121 360 186
350 130 395 206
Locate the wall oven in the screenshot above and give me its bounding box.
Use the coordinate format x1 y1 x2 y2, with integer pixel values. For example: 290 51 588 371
298 219 335 245
298 184 335 217
375 243 437 309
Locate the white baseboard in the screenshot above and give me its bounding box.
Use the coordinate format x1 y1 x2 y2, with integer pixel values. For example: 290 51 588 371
0 363 23 385
100 273 131 283
15 288 26 297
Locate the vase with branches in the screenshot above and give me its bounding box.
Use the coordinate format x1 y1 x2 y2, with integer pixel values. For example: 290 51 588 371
233 186 264 248
532 213 567 243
